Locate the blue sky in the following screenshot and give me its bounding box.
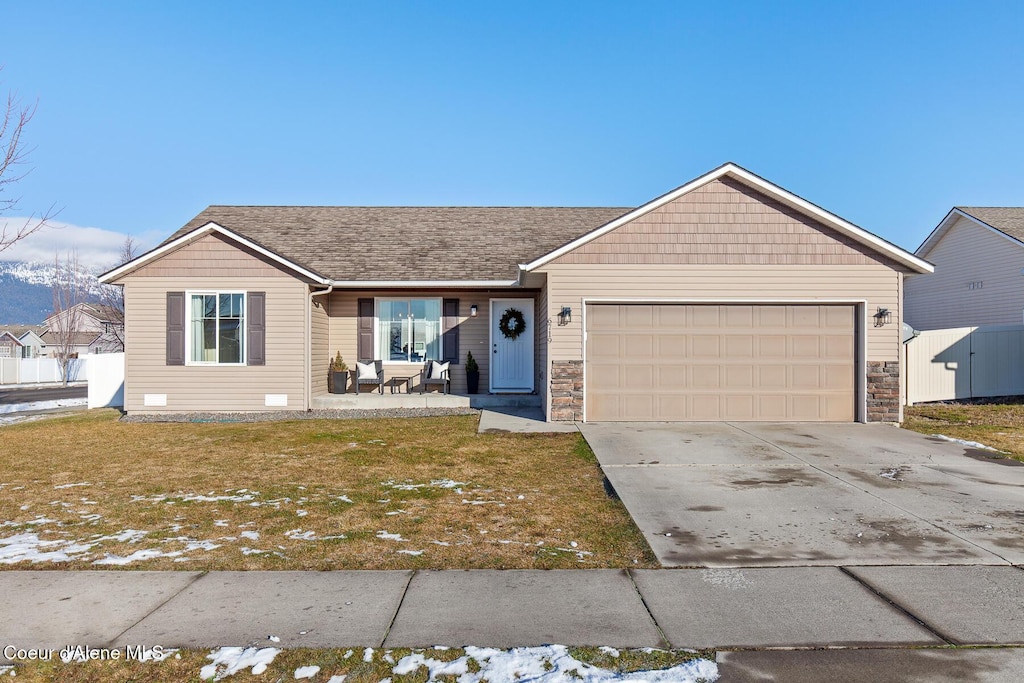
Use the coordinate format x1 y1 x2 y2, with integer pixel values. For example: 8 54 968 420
2 1 1022 265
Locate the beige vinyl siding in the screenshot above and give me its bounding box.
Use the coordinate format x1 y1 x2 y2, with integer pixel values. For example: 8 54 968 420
905 215 1024 330
552 177 905 268
323 290 539 395
310 295 329 396
131 233 295 278
123 277 309 412
540 264 900 364
121 236 310 413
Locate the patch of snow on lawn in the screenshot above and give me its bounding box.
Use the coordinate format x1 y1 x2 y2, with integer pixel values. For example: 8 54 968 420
53 482 91 489
396 549 424 556
376 530 406 542
0 533 95 564
931 433 1005 453
392 645 718 682
0 397 87 414
294 665 320 679
201 646 281 680
336 495 353 503
93 548 171 565
240 530 260 541
284 529 346 542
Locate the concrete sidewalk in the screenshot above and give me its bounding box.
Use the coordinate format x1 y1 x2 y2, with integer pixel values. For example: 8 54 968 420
2 566 1022 659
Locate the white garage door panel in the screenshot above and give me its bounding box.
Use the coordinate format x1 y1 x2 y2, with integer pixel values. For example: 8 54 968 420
585 304 856 421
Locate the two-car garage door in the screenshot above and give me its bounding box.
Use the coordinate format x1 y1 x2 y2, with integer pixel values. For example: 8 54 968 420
585 304 857 421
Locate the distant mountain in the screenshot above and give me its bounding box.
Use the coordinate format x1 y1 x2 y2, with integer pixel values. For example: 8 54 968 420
0 261 104 325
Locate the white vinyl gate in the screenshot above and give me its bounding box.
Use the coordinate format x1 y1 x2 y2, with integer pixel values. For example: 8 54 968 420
905 324 1024 404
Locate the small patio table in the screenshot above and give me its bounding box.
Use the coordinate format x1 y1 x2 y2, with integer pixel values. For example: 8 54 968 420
388 375 415 394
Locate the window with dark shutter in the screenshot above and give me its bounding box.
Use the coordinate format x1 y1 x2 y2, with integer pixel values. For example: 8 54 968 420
166 292 185 365
443 298 459 364
357 298 374 361
247 292 266 366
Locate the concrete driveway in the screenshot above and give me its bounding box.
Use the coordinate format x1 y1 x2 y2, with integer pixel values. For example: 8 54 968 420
579 422 1024 567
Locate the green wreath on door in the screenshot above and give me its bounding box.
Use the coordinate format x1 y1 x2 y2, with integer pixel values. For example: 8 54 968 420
498 307 527 340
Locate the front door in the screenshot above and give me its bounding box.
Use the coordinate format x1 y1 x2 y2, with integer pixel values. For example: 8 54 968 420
490 298 534 393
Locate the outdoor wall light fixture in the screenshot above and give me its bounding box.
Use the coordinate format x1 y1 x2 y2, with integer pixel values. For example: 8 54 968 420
558 306 573 325
874 307 892 327
470 304 478 317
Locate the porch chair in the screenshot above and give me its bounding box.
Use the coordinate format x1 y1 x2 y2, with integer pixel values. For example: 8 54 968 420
420 360 451 394
354 359 384 394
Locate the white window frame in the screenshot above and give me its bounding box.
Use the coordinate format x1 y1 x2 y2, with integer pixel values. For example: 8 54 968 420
185 290 247 366
374 297 443 365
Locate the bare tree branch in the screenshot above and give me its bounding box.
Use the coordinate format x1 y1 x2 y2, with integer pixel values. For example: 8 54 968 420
97 235 136 351
50 250 83 385
0 67 57 254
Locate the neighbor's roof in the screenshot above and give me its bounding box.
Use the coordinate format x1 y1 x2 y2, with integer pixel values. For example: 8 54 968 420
40 331 99 347
1 325 46 340
917 207 1024 257
166 206 632 282
958 207 1024 243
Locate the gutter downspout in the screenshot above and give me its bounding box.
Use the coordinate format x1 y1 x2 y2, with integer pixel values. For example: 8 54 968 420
307 285 334 410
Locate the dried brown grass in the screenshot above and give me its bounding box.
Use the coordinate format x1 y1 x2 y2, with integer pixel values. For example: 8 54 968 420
903 402 1024 462
0 410 656 570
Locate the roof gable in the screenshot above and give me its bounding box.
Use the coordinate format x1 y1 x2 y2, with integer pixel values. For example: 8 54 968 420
0 331 23 346
916 207 1024 259
99 222 333 284
523 163 933 274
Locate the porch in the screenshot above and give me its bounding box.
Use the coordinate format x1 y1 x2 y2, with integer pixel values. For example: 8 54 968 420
311 391 542 412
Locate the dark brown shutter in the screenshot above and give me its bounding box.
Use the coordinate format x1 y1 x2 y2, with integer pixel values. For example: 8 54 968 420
442 298 459 364
166 292 185 365
247 292 266 366
357 298 374 360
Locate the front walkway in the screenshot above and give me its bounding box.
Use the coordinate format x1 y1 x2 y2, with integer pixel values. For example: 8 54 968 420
311 392 542 411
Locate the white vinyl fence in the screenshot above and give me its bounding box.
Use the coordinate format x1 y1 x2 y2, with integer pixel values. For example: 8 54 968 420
87 352 125 409
905 324 1024 404
0 357 87 385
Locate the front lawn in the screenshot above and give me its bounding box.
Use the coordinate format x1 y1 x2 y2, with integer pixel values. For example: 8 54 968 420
903 401 1024 462
0 411 656 570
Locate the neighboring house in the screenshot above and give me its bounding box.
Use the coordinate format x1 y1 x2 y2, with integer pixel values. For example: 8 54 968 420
99 163 932 422
41 302 126 356
0 326 47 358
905 207 1024 330
0 331 22 358
17 327 47 358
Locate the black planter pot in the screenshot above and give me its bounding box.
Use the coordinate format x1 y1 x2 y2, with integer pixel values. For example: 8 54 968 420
331 370 349 394
466 370 480 395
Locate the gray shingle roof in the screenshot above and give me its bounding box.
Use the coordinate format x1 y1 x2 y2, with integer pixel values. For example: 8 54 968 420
957 207 1024 244
168 206 632 281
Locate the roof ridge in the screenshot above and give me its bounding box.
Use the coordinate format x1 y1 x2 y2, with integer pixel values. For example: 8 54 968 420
201 205 633 210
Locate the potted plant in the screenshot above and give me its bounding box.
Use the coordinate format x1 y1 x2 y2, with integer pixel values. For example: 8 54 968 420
330 352 349 394
465 351 480 394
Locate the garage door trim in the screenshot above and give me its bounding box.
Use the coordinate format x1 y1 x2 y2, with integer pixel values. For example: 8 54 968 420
581 298 867 423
